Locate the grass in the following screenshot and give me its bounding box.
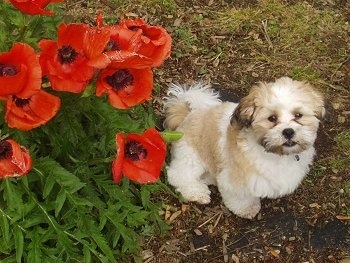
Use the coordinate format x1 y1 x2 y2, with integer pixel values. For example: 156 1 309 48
330 131 350 172
214 0 349 80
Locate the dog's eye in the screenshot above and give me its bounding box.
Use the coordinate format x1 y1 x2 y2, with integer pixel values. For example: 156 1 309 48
294 113 303 119
268 115 278 122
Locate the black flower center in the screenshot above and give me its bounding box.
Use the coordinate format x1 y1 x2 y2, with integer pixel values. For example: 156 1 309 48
125 140 147 161
0 140 12 160
104 39 120 52
129 26 140 31
13 96 30 108
105 69 134 91
0 63 18 77
58 45 78 64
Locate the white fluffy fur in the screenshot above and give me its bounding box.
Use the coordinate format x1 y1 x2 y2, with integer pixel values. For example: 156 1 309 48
165 82 221 109
163 77 324 219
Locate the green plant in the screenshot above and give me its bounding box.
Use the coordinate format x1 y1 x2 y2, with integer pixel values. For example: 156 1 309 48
0 1 173 261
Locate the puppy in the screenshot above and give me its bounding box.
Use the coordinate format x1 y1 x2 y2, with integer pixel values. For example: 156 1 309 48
163 77 325 219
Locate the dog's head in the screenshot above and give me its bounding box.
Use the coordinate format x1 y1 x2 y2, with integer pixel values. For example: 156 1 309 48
231 77 325 155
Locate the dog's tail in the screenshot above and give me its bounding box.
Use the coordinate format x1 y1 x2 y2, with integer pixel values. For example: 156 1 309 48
163 82 221 130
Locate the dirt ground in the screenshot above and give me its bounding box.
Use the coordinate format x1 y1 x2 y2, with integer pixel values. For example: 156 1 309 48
65 0 350 262
143 1 350 263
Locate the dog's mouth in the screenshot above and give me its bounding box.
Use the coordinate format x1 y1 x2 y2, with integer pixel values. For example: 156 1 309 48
283 140 297 147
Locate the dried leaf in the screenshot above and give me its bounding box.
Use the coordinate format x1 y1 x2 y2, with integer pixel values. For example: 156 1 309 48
194 229 202 235
232 253 240 263
268 247 280 258
169 210 182 223
336 215 350 220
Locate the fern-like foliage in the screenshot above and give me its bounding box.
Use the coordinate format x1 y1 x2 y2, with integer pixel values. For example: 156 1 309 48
0 94 170 262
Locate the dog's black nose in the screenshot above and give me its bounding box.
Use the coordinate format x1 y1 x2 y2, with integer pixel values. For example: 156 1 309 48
282 128 295 139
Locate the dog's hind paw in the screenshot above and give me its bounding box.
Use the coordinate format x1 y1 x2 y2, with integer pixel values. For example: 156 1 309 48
178 186 211 204
234 204 261 219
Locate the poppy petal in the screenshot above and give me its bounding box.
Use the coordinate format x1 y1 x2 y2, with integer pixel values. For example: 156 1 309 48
120 18 172 67
122 161 160 184
8 0 63 15
48 75 90 93
106 50 153 69
84 23 111 68
112 133 125 183
0 43 42 98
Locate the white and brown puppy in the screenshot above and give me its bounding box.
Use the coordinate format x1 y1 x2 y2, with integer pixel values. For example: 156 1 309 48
163 77 325 219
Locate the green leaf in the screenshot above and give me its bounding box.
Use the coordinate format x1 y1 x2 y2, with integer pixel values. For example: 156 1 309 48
91 231 115 261
140 187 151 207
27 229 42 263
83 245 92 263
0 209 10 247
14 226 24 263
160 130 183 143
2 179 23 213
81 83 96 98
34 157 85 194
81 218 116 261
55 189 66 217
42 173 56 199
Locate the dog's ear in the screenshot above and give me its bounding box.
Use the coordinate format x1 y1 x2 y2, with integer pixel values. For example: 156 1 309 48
303 82 327 122
317 98 331 122
230 87 258 128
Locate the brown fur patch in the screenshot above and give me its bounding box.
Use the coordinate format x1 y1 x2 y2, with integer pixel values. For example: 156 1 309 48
178 103 232 176
225 124 259 186
163 102 190 130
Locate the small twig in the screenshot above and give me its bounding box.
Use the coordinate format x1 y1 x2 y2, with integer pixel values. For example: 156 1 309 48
193 245 210 252
330 56 350 81
197 211 222 228
176 251 188 257
213 212 223 229
261 20 273 50
222 239 229 263
336 215 350 220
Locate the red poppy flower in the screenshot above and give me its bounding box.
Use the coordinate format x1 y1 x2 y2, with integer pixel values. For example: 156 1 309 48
38 23 96 93
96 67 153 109
100 25 154 69
0 139 32 179
7 0 63 16
120 18 172 67
0 43 41 99
5 90 61 131
112 128 167 184
86 15 153 69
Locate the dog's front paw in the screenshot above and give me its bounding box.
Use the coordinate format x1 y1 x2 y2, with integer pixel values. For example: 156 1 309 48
178 185 211 204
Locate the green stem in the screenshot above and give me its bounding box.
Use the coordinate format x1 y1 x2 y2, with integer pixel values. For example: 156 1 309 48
157 180 179 199
0 207 26 233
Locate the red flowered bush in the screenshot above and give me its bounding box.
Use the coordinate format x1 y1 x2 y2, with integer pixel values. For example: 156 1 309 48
0 1 176 261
